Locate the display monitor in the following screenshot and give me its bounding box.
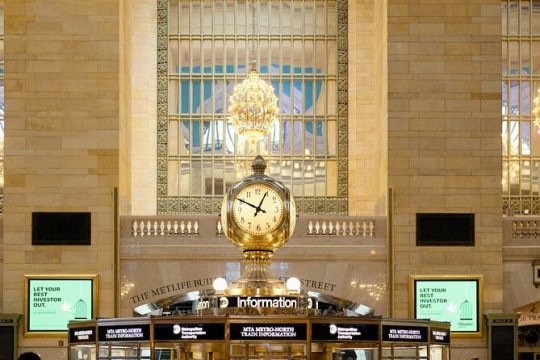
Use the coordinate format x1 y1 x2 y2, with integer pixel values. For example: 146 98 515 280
409 275 482 337
24 275 97 334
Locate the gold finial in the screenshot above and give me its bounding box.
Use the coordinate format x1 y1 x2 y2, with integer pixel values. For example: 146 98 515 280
251 155 267 174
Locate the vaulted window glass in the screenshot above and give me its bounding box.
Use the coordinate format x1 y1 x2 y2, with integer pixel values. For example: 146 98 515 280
157 0 348 214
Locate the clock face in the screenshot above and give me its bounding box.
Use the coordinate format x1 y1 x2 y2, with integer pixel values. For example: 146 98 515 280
232 183 285 236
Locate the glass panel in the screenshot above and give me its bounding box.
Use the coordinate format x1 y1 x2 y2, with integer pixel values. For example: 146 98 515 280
503 2 508 36
533 161 540 195
169 119 179 156
503 81 508 115
510 160 520 195
503 161 509 193
328 40 337 75
178 161 190 196
169 39 179 74
202 1 213 34
510 80 519 115
327 160 337 196
192 39 202 73
168 160 179 196
328 0 337 34
510 120 519 155
169 1 178 33
522 80 531 114
522 160 531 195
523 121 531 155
293 1 303 35
191 159 202 195
179 2 190 33
522 41 530 74
191 2 201 34
305 1 315 35
509 1 519 35
510 41 519 74
181 120 190 155
316 1 326 35
327 80 336 115
534 1 540 34
169 80 179 114
203 160 213 194
522 1 531 35
180 39 190 73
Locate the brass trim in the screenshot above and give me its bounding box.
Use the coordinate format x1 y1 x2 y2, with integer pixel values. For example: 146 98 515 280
408 274 484 339
23 274 99 338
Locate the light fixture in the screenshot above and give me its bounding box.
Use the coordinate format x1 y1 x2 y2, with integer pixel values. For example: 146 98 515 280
212 277 228 292
534 88 540 132
286 277 301 293
228 0 278 139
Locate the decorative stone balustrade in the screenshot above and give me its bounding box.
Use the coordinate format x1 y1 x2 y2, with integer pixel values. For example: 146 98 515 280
131 219 201 237
508 217 540 240
306 219 375 237
123 215 385 241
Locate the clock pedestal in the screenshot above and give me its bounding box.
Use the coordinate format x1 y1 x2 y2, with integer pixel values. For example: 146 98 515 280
226 251 288 297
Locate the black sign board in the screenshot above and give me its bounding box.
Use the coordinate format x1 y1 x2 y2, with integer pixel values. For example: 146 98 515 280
69 327 96 343
492 318 514 324
382 325 428 342
154 323 226 341
311 323 379 341
0 319 14 325
430 328 450 344
98 324 150 342
230 323 307 340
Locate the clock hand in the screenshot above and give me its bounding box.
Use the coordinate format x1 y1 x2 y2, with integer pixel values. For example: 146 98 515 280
238 198 258 209
254 192 268 217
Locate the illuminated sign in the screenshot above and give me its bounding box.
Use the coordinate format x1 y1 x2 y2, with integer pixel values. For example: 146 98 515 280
98 324 150 341
382 325 428 342
311 323 379 341
198 296 315 310
410 275 482 334
25 276 97 333
69 327 96 343
430 328 450 344
154 323 226 341
229 323 307 340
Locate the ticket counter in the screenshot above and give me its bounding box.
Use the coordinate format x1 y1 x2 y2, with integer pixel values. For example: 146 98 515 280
68 317 450 360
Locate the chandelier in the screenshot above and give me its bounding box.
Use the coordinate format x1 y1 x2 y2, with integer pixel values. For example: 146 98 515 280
228 1 278 139
534 88 540 131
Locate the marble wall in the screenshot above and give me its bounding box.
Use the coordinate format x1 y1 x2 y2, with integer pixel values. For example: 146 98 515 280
3 0 119 357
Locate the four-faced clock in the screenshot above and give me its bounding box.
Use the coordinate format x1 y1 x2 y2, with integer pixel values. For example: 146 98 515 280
232 183 285 236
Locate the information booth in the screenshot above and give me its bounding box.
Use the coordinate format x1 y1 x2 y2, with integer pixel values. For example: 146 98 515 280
68 316 450 360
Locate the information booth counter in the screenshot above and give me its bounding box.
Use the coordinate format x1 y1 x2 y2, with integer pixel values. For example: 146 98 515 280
68 316 450 360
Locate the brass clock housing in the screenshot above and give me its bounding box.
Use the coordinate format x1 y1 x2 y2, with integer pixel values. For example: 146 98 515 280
221 156 296 256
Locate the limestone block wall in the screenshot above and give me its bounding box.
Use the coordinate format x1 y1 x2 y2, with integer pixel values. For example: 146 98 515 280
348 0 388 216
122 0 157 216
388 1 502 357
3 0 119 356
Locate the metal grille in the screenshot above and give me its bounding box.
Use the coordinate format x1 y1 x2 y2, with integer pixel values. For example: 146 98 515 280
157 0 348 214
503 0 540 214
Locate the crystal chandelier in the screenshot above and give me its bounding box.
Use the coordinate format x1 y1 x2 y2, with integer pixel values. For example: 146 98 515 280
534 88 540 131
228 1 278 139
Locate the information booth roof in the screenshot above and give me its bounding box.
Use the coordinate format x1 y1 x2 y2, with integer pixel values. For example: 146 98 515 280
68 316 450 346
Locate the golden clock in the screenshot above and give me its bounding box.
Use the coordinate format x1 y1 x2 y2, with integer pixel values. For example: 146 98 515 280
221 156 296 255
232 183 285 236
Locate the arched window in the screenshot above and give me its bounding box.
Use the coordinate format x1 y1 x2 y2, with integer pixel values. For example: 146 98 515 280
158 0 348 214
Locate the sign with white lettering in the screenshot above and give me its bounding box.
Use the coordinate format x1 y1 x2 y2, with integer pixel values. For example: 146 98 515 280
25 276 97 332
311 323 379 341
382 325 428 342
229 323 307 340
154 323 226 341
69 327 96 343
98 324 150 342
430 327 450 344
411 276 482 333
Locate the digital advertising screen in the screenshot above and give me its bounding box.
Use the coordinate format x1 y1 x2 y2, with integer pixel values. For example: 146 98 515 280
410 275 482 336
25 275 97 334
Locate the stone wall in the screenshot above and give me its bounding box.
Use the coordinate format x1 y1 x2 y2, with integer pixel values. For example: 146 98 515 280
3 0 119 356
388 1 502 358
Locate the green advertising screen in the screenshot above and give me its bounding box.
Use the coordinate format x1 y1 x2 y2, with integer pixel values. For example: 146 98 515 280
26 277 95 332
413 277 481 333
